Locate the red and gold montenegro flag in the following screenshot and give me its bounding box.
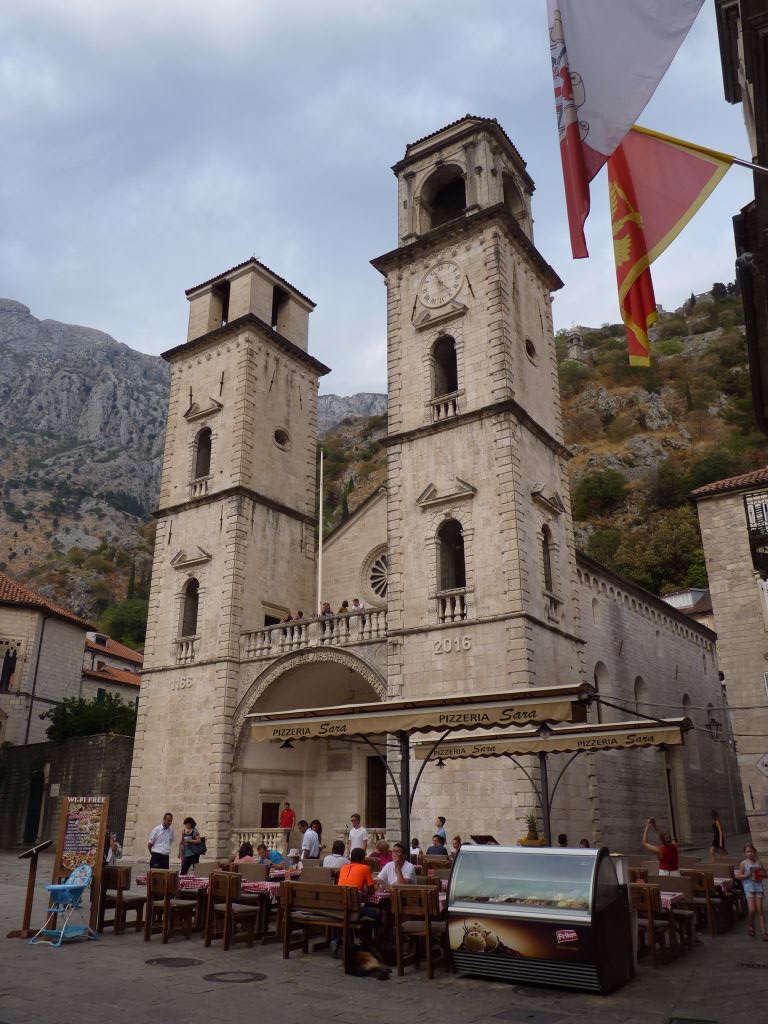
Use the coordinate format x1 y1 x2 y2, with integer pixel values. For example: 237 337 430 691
608 126 733 366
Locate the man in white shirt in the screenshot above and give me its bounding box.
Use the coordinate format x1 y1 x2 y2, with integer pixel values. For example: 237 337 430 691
347 813 369 856
301 819 321 859
377 842 416 887
323 840 350 869
147 812 175 869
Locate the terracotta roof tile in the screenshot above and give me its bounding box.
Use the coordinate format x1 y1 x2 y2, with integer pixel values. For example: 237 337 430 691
82 666 141 688
185 257 315 308
86 635 143 665
0 573 93 630
690 466 768 498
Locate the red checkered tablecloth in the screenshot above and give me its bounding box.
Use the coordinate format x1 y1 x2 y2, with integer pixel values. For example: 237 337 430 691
660 891 684 910
241 880 281 899
715 877 733 892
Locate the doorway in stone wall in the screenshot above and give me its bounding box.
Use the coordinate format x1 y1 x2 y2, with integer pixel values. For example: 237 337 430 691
366 756 387 829
23 773 45 845
260 801 280 828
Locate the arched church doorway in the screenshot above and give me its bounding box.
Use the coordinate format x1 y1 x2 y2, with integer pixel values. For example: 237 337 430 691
232 650 387 847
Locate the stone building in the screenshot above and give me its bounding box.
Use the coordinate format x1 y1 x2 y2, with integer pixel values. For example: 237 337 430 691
125 117 740 858
693 467 768 848
81 632 142 705
0 572 92 746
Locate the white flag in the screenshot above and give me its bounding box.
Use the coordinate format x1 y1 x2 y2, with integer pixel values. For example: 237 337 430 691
547 0 704 257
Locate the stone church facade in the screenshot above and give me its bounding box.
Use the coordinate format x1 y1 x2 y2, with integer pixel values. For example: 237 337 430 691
125 117 740 859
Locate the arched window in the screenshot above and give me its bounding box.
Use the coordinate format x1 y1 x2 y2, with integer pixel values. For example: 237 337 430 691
633 676 647 717
421 166 466 230
502 173 528 231
181 578 200 637
433 336 458 397
194 428 212 479
593 662 609 724
437 519 466 591
541 525 554 593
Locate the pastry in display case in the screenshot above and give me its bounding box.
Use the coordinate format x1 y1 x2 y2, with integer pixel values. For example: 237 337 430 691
447 845 634 993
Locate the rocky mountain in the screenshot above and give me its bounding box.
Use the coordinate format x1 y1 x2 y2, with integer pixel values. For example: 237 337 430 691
318 393 387 435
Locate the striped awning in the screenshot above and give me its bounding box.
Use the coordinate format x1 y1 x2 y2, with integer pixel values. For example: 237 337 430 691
246 684 593 742
411 718 691 760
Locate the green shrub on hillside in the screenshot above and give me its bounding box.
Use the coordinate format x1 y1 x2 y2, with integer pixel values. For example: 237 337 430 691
654 338 683 356
572 470 628 521
613 507 703 593
586 528 622 565
558 361 590 396
99 598 148 648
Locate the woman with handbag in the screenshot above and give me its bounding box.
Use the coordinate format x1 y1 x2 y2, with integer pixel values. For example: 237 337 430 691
179 816 205 875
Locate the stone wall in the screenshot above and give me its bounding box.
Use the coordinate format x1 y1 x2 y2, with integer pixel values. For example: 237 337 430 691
0 733 134 848
696 487 768 848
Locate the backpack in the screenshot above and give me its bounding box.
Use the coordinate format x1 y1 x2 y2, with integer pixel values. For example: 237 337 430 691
198 836 207 856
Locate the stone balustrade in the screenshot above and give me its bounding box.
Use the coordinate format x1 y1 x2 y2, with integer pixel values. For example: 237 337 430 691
429 390 461 422
174 636 198 664
436 588 468 623
189 475 210 498
231 828 286 854
241 609 387 660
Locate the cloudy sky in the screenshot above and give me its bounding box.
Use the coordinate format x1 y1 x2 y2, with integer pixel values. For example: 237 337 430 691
1 1 756 395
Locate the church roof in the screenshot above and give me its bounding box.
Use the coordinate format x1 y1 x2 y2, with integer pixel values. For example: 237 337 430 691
0 572 93 630
185 256 315 308
690 466 768 499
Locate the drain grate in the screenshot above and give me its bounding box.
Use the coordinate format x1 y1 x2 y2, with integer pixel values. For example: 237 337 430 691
667 1018 719 1023
737 961 768 968
202 971 266 984
145 957 204 968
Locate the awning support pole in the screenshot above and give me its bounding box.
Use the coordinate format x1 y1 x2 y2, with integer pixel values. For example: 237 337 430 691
408 729 453 813
547 751 583 809
539 752 552 846
399 731 411 851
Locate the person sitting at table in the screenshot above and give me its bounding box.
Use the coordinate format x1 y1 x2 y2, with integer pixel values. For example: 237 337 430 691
426 834 449 856
338 848 375 894
255 842 284 868
578 838 590 849
377 842 416 887
374 840 393 867
234 841 255 864
642 817 680 875
449 835 462 860
285 848 303 875
410 838 423 864
323 840 350 869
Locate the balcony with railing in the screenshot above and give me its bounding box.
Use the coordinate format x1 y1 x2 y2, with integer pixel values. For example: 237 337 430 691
241 609 388 660
435 588 468 623
429 390 462 423
189 475 211 499
174 636 198 664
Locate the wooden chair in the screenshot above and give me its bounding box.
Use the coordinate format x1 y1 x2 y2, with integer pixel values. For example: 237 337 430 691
628 867 648 884
143 870 195 943
235 863 270 882
392 885 451 979
191 862 219 880
681 869 726 936
647 874 696 951
281 881 359 968
630 883 671 967
203 871 259 950
98 865 145 935
423 855 451 872
298 866 336 885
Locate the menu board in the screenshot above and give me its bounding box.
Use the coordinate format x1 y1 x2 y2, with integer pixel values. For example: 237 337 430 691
59 797 108 871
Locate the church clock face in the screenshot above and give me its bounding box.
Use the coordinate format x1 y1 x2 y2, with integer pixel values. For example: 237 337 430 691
419 260 463 308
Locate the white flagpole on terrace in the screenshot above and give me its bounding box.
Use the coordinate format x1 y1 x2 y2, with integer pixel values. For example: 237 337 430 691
317 448 324 615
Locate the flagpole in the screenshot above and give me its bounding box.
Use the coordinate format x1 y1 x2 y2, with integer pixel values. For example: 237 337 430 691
634 124 768 177
317 448 324 616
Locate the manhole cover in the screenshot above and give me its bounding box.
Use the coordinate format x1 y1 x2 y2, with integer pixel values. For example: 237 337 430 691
145 957 204 968
202 971 266 984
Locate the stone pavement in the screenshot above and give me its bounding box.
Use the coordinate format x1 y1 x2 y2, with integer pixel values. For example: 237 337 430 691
0 848 764 1024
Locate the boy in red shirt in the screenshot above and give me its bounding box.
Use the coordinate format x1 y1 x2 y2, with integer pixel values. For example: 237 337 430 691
279 802 296 844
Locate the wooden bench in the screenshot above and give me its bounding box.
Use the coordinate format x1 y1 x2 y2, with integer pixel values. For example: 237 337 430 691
281 881 360 967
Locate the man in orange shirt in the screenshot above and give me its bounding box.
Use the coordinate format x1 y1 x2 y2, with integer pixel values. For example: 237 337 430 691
337 848 375 893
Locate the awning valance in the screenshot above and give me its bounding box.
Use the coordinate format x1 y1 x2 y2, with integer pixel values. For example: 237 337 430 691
412 718 691 760
246 684 593 742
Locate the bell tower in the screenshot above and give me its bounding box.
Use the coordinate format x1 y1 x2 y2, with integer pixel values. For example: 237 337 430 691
372 116 585 702
125 258 329 857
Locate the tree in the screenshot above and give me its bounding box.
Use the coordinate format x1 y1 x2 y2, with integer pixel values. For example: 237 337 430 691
586 528 622 567
711 282 727 301
99 598 149 648
614 507 702 593
572 470 628 521
41 693 137 741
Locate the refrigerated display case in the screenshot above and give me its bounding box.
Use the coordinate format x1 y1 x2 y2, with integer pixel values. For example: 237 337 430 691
447 845 634 993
